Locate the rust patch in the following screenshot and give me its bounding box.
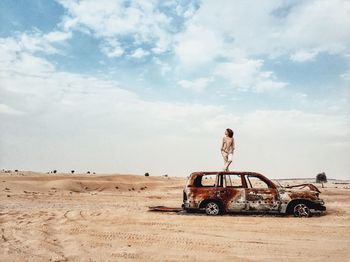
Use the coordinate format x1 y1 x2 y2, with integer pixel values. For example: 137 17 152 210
284 183 320 193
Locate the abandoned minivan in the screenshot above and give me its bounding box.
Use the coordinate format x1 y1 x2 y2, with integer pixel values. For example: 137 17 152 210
182 171 326 217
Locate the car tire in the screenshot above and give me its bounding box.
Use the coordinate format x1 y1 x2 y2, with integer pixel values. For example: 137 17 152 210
205 201 221 216
293 202 311 217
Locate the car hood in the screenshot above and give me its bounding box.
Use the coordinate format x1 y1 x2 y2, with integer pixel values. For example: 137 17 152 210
283 183 321 193
279 183 321 201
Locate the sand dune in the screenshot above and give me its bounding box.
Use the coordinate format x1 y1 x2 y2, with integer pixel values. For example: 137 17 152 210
1 171 349 261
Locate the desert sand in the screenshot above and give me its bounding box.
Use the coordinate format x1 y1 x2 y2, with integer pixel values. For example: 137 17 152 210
1 171 349 262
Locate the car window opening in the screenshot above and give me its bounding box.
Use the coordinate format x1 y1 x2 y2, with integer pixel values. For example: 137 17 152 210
224 174 243 188
194 174 218 187
247 175 269 189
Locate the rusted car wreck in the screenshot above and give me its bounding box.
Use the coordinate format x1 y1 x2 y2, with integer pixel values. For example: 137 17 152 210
182 171 326 217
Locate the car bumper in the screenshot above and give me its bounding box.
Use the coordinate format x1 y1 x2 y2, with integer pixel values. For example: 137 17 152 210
312 204 326 211
182 201 199 210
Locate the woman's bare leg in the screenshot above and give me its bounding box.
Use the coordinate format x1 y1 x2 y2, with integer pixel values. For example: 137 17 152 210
225 160 232 171
224 153 233 171
221 151 228 171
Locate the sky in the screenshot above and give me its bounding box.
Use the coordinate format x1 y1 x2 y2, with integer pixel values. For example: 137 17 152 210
0 0 349 179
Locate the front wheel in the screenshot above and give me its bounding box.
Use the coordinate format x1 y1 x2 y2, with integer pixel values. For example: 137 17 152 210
205 202 221 216
293 203 311 217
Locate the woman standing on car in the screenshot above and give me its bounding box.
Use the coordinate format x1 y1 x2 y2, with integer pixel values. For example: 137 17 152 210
221 128 235 171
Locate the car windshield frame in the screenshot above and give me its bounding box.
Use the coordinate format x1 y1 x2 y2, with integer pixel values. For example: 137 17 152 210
243 174 277 189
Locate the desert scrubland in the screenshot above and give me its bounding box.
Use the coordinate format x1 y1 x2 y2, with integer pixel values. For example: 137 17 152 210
1 171 350 261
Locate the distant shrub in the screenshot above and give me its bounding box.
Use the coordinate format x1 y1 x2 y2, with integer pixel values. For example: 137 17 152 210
71 170 75 174
144 173 150 177
316 172 327 183
87 171 90 174
53 170 57 174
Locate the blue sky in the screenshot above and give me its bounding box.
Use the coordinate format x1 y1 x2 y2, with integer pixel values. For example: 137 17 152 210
0 0 349 179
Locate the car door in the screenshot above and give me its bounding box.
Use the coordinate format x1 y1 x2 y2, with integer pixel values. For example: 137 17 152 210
244 175 280 212
221 173 246 211
191 173 221 204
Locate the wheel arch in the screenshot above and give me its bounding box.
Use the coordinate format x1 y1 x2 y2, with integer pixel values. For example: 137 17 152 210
286 199 315 214
199 199 225 211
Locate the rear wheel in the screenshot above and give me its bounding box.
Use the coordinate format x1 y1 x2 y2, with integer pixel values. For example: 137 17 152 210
293 203 311 217
205 201 221 216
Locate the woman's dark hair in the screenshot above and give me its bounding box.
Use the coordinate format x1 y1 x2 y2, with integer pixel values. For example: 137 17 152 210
226 128 233 138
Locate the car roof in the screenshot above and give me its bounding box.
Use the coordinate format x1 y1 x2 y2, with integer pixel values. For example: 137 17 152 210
190 171 263 176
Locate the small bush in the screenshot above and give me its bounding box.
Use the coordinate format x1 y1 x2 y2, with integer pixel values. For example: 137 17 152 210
316 172 327 183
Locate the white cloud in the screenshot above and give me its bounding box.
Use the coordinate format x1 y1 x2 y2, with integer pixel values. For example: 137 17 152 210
153 58 171 75
58 0 175 56
52 0 350 95
100 39 124 58
234 110 350 178
56 0 350 63
130 48 149 59
107 46 124 58
0 38 55 76
215 59 287 92
254 79 288 92
0 29 71 60
241 110 349 138
215 60 262 88
175 24 222 66
178 0 350 61
0 104 24 115
290 49 319 62
1 39 349 178
178 77 213 91
340 71 350 81
44 31 72 42
1 1 350 178
282 1 350 55
176 2 198 19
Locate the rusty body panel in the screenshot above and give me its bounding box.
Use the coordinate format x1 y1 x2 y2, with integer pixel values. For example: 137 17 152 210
284 183 321 193
183 171 326 216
